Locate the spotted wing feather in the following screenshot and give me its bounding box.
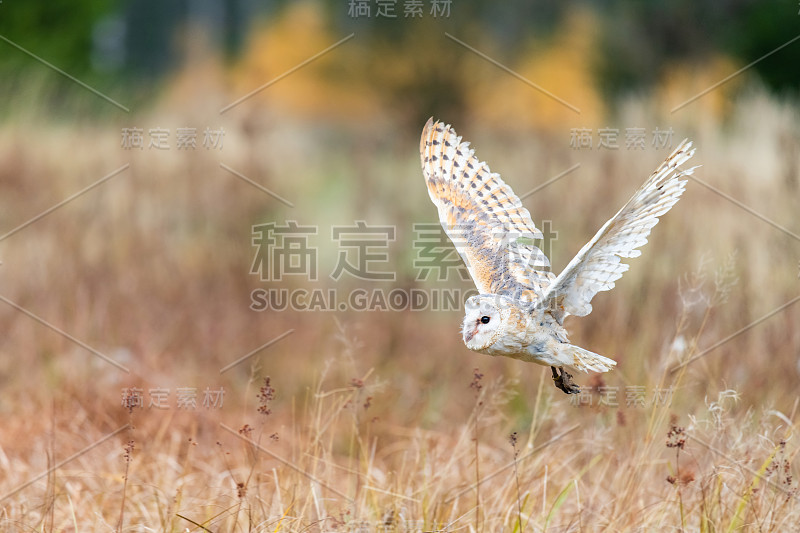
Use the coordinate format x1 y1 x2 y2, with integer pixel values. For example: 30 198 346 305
420 118 553 298
539 140 697 322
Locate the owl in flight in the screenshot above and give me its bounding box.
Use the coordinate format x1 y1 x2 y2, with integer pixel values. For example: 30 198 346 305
420 119 696 394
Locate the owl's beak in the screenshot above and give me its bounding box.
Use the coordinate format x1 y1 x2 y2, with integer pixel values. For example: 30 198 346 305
464 326 479 343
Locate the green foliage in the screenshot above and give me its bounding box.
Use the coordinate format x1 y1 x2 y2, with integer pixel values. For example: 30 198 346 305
1 0 798 115
0 0 114 75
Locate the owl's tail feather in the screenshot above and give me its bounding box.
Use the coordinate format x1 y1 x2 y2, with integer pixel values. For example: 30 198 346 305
561 344 617 373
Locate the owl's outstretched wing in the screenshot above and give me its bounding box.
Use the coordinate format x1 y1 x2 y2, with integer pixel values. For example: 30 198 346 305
420 118 554 298
538 140 697 323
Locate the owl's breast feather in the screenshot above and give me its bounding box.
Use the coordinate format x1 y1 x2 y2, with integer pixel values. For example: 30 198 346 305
481 310 569 367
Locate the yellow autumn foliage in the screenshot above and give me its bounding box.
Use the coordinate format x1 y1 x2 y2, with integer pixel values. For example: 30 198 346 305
232 2 381 121
657 54 745 121
469 9 605 131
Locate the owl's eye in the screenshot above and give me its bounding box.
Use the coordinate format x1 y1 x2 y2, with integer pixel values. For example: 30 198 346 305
480 316 491 324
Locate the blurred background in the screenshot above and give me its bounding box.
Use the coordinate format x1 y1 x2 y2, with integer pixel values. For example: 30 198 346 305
0 0 799 530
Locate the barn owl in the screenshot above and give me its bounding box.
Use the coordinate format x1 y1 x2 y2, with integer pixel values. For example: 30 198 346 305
420 118 696 394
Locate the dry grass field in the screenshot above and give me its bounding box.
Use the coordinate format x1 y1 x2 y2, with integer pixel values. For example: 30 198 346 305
1 14 799 531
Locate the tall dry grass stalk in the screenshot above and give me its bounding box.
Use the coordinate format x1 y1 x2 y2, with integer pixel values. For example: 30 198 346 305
0 79 798 530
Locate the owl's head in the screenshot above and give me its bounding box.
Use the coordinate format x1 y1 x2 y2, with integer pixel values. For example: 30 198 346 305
462 294 515 352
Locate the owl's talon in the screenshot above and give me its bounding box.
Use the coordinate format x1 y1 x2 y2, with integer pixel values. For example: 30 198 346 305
551 366 580 394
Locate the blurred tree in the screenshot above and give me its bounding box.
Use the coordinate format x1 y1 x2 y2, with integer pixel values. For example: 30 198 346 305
323 0 571 129
0 0 113 75
597 0 800 99
722 0 800 95
0 0 797 118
